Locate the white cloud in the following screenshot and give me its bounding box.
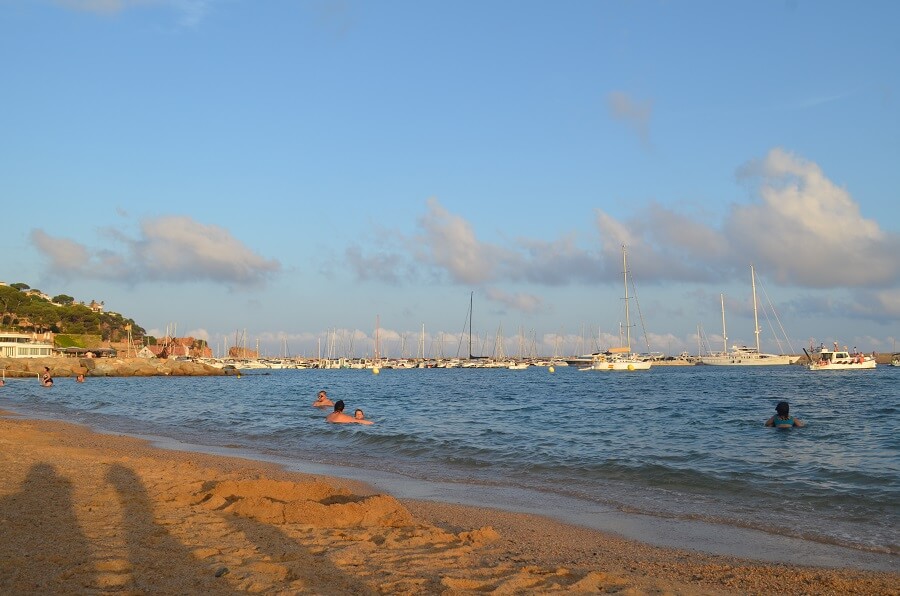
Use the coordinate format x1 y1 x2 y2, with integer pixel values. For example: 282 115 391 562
414 197 504 284
607 91 653 147
343 149 898 322
592 148 899 288
728 148 899 286
31 214 280 288
484 287 543 314
185 328 210 341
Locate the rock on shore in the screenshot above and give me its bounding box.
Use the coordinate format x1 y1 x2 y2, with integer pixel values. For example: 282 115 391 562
0 357 224 378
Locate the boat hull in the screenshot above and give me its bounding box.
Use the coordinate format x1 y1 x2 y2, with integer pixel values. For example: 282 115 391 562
808 361 876 371
699 354 795 366
581 359 652 371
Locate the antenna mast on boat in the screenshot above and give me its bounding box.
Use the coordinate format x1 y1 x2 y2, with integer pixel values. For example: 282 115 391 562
751 264 761 354
469 291 474 359
720 293 728 354
622 244 632 351
374 315 380 362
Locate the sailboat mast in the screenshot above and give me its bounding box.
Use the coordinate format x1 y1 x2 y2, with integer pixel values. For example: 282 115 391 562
751 265 761 353
468 291 474 359
622 244 631 351
375 315 380 361
720 293 727 354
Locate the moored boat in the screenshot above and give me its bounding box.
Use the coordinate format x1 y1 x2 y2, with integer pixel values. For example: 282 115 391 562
582 245 652 372
807 348 876 371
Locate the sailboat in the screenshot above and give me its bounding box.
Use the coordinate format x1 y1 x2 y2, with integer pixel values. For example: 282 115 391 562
582 245 652 371
700 265 795 366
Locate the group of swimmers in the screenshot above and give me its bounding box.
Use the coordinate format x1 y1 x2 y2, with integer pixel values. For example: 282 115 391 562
312 390 373 425
4 376 806 430
38 367 85 387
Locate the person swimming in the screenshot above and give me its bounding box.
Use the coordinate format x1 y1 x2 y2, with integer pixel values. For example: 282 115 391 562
41 367 53 387
312 390 334 408
326 400 373 425
765 401 805 428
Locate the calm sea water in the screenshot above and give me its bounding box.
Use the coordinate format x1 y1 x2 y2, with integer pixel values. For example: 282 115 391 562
2 365 898 567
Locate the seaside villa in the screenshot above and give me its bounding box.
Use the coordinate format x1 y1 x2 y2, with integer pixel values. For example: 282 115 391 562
0 332 55 358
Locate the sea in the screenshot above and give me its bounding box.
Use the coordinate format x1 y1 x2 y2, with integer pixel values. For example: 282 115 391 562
2 365 897 572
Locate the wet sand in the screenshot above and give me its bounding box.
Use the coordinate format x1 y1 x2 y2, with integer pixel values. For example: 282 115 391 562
1 411 896 594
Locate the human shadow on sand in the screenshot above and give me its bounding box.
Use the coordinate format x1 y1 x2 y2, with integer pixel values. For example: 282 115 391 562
106 463 239 595
0 462 95 592
223 513 377 595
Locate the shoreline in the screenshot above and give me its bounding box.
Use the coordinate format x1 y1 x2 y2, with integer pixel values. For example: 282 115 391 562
1 411 896 594
0 356 224 378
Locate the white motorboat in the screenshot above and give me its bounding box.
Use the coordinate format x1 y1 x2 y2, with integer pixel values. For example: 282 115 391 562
807 348 876 371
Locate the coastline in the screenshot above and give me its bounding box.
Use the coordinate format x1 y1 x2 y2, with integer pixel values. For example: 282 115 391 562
0 356 224 378
1 411 896 594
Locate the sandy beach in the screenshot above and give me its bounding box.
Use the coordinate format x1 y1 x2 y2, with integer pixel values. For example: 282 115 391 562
0 411 896 595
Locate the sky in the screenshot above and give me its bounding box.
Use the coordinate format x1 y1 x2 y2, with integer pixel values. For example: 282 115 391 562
2 0 898 359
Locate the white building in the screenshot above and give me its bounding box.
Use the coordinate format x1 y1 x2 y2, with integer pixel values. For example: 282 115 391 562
0 332 55 358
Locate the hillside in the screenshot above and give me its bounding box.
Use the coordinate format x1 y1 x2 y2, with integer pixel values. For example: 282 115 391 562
0 282 145 345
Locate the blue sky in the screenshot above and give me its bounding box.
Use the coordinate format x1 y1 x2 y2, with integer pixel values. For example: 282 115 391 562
2 0 898 358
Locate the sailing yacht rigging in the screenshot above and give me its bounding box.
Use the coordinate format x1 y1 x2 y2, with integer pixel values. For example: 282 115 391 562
582 245 652 372
700 265 795 366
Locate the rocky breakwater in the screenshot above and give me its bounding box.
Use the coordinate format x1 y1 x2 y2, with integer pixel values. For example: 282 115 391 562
0 357 224 378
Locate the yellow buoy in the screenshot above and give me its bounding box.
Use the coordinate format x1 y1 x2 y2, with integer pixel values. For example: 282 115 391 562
548 366 555 373
372 367 380 375
628 364 635 371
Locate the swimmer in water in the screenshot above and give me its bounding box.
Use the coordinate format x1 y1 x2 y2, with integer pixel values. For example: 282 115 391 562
41 367 53 387
312 390 334 408
765 401 805 428
326 400 373 425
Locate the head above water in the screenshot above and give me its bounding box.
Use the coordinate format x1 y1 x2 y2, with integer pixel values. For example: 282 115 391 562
354 409 364 419
333 400 345 412
775 401 790 417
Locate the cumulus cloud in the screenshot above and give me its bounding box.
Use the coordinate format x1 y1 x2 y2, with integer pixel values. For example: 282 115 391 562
607 91 653 147
414 197 507 285
727 148 898 286
344 149 897 319
592 148 899 288
31 215 280 288
484 287 544 314
344 246 407 284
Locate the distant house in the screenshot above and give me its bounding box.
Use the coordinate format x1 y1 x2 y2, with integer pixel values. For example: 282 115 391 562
88 300 104 313
25 289 52 301
137 346 156 359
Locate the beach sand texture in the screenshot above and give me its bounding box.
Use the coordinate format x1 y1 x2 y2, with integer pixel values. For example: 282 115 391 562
1 413 896 595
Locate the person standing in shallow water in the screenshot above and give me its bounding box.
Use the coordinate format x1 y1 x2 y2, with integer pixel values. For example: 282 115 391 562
765 401 805 428
41 367 53 387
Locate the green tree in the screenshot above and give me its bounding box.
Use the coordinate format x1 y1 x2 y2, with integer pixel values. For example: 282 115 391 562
10 282 29 291
53 294 75 305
